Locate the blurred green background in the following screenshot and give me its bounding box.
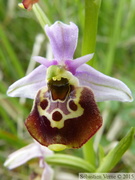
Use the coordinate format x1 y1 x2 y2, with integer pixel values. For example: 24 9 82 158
0 0 135 179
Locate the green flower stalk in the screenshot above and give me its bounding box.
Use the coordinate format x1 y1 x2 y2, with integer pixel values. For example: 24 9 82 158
82 0 102 166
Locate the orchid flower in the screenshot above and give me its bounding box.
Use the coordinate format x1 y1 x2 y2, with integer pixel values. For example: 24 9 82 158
22 0 39 10
7 21 133 151
4 141 54 180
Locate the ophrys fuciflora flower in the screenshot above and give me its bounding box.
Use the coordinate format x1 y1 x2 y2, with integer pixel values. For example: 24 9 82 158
7 22 133 151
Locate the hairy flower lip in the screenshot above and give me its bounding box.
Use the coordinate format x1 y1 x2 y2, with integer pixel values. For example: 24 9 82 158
25 85 103 149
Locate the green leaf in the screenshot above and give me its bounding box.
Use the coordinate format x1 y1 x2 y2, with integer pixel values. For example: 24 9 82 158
98 145 105 166
96 127 135 172
46 154 95 172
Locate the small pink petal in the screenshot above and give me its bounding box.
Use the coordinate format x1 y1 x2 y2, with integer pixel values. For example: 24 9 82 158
65 53 94 74
33 56 58 67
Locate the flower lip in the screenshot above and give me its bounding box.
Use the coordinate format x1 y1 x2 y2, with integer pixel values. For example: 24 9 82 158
25 85 102 149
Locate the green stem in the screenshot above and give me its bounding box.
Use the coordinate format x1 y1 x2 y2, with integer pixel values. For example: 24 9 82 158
33 4 51 30
82 0 101 66
105 0 125 75
82 0 102 167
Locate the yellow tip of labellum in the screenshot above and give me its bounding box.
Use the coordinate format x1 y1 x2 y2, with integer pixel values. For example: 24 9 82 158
18 3 25 9
48 144 67 151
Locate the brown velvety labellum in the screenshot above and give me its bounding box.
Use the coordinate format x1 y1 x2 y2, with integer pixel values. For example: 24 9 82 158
25 85 102 149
